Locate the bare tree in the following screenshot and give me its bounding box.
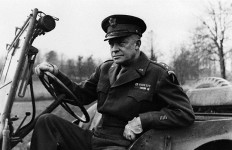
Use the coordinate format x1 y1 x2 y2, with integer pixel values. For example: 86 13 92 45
149 30 158 61
171 44 200 84
82 55 96 77
76 56 83 81
199 1 232 79
191 26 217 77
66 58 76 79
141 30 160 61
59 53 65 72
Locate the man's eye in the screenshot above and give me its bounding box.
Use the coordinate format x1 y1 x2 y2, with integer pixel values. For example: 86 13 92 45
108 40 127 47
108 41 113 46
119 42 126 46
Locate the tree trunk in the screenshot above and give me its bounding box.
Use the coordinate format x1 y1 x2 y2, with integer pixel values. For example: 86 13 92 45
219 58 226 79
218 47 226 79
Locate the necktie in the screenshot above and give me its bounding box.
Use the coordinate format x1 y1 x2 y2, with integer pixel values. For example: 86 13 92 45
116 67 127 80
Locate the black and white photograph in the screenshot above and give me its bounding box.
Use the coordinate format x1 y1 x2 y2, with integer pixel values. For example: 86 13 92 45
0 0 232 149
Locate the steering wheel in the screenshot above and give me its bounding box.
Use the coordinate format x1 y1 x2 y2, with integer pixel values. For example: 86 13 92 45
39 71 90 123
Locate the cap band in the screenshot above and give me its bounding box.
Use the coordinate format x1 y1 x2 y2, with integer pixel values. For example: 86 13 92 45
107 24 141 36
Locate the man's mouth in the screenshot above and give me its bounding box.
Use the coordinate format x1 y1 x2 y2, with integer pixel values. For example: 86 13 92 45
113 55 123 59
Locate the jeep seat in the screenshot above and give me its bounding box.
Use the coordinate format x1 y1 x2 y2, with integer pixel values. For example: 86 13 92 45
78 102 102 130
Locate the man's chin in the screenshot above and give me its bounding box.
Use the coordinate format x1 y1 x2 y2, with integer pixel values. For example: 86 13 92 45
114 59 130 66
114 59 123 64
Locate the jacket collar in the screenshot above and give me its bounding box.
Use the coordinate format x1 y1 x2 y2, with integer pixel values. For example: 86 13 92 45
108 52 150 87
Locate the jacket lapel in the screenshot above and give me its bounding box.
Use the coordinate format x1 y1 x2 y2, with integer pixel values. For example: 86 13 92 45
112 69 140 87
108 63 120 85
108 52 150 88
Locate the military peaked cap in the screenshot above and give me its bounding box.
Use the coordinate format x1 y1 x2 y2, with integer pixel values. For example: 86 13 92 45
101 14 147 41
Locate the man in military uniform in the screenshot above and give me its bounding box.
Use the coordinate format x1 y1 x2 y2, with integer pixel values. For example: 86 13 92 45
31 14 195 150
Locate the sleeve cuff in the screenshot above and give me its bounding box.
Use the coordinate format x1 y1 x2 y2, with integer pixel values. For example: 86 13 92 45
139 111 165 130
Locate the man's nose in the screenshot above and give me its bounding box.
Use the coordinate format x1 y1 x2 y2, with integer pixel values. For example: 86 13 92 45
111 43 120 53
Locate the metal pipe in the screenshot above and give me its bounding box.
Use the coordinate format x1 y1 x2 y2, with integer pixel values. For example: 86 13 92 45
2 119 10 150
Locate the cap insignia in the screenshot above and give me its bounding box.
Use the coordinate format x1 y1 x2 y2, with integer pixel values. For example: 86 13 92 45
109 18 117 28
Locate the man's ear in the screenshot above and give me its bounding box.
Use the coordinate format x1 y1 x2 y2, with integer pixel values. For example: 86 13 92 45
135 40 141 50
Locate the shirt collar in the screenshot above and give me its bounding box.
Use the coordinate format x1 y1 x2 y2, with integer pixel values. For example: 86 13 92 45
126 51 150 76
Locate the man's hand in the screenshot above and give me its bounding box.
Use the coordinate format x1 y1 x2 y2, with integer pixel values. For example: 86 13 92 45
34 62 59 75
123 117 143 141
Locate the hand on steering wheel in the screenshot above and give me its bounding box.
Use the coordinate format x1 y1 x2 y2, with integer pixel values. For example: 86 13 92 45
36 64 90 123
34 62 59 75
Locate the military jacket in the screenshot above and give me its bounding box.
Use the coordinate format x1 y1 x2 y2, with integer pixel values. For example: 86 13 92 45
55 52 195 130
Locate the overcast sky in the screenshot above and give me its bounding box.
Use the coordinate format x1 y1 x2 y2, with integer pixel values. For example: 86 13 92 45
0 0 225 63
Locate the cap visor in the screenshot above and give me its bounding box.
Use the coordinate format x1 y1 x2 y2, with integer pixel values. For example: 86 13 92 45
104 32 133 41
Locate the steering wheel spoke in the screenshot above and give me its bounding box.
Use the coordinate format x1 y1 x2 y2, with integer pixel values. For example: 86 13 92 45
39 71 90 123
62 98 77 105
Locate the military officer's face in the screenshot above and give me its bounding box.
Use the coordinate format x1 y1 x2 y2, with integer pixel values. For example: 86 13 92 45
109 35 141 66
